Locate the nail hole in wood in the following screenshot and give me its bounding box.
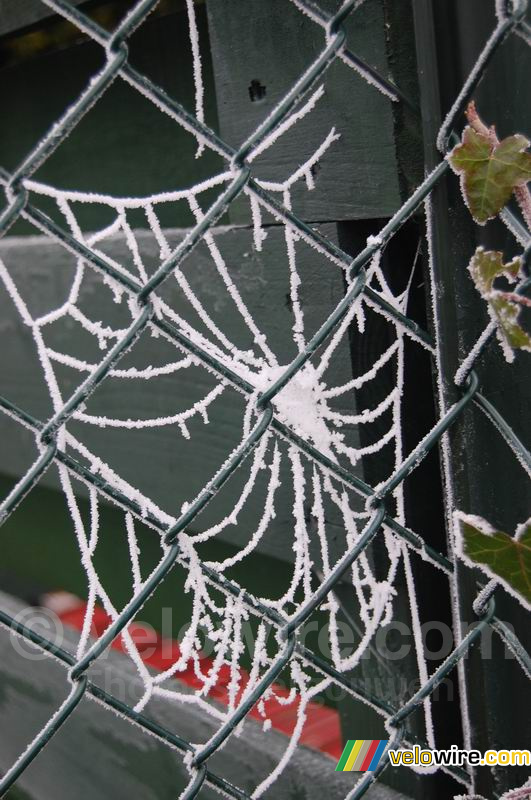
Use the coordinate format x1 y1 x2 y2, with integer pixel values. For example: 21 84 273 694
248 79 266 102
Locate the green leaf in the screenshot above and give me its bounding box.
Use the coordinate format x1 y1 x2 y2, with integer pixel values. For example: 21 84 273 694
490 294 531 350
468 247 521 294
457 516 531 609
468 248 531 356
448 127 531 223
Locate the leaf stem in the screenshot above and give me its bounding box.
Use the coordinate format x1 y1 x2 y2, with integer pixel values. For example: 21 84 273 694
465 100 498 146
498 290 531 307
514 185 531 232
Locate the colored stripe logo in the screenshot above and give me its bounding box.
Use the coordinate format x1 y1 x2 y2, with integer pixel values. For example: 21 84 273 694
335 739 389 772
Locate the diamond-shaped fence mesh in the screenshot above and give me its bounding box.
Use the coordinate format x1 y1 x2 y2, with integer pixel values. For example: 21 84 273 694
0 0 529 798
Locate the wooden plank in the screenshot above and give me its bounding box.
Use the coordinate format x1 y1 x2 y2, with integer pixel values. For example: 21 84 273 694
0 0 199 36
0 591 410 800
0 0 86 37
0 2 222 232
413 2 531 796
206 0 401 224
0 223 363 564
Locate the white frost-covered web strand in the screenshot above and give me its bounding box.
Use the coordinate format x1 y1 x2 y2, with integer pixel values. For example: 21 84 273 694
187 193 278 366
68 305 129 350
59 464 152 686
259 448 309 611
332 425 396 463
423 195 475 756
118 210 150 284
257 126 340 193
160 203 256 365
74 383 224 439
247 85 326 163
190 432 270 544
315 250 381 380
126 513 142 594
312 468 331 575
0 257 65 416
0 6 485 785
205 444 281 569
326 499 399 673
24 171 233 209
62 429 176 527
252 670 331 798
0 257 121 669
250 194 267 252
323 340 399 397
323 387 398 425
393 332 436 746
152 290 257 375
362 290 435 352
185 0 205 157
128 194 263 368
46 347 195 379
283 189 306 352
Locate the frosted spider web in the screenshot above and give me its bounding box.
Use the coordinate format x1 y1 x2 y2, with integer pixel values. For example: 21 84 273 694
0 0 529 798
0 66 434 797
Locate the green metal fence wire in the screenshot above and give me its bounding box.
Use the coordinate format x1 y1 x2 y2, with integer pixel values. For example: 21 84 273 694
0 0 529 798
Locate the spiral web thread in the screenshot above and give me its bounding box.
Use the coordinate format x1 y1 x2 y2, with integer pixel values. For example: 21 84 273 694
0 1 529 798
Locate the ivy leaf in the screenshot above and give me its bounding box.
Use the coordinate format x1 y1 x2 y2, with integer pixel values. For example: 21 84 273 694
468 248 531 357
489 294 531 351
468 247 521 294
448 127 531 224
456 515 531 610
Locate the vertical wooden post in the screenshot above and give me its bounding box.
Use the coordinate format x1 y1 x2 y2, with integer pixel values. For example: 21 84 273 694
412 1 530 795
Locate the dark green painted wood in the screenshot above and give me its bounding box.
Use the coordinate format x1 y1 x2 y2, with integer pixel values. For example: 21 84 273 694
0 474 294 649
0 6 491 798
0 0 86 37
206 0 401 224
336 217 457 800
0 223 361 564
0 2 223 232
0 591 413 800
412 1 531 796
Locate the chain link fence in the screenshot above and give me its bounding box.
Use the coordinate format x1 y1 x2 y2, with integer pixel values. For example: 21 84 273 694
0 0 529 798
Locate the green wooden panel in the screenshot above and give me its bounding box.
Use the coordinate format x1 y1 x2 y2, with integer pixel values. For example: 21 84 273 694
412 1 531 796
0 1 223 232
0 473 295 646
206 0 401 224
0 223 363 563
1 592 413 800
0 0 85 37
